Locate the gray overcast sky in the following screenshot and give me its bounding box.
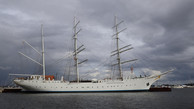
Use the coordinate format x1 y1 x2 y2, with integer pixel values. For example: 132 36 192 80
0 0 194 85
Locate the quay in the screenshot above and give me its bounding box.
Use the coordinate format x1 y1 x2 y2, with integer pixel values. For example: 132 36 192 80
0 87 22 93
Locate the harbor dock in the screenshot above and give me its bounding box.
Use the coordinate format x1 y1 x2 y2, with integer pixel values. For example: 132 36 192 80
0 87 22 93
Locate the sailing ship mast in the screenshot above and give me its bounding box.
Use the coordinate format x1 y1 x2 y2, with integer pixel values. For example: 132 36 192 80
73 17 79 82
41 24 46 80
17 24 46 80
115 16 122 79
111 16 137 80
73 17 87 83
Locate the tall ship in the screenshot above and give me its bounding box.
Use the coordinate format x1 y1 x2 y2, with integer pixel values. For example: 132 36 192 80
12 17 173 92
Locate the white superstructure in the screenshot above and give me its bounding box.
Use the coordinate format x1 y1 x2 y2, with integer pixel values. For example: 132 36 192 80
13 17 172 92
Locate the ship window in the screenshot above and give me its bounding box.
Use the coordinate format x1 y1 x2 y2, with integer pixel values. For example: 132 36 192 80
61 87 62 88
82 87 84 88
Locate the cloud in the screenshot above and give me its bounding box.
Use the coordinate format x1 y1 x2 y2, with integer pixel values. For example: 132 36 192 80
0 66 11 70
89 72 100 77
142 68 162 76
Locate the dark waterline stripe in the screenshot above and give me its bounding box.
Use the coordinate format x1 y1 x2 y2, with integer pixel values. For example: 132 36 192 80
23 89 149 93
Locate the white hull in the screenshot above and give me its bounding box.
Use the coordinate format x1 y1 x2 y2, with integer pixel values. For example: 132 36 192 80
14 76 159 92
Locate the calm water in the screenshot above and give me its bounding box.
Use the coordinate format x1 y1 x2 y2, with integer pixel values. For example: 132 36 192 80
0 88 194 109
